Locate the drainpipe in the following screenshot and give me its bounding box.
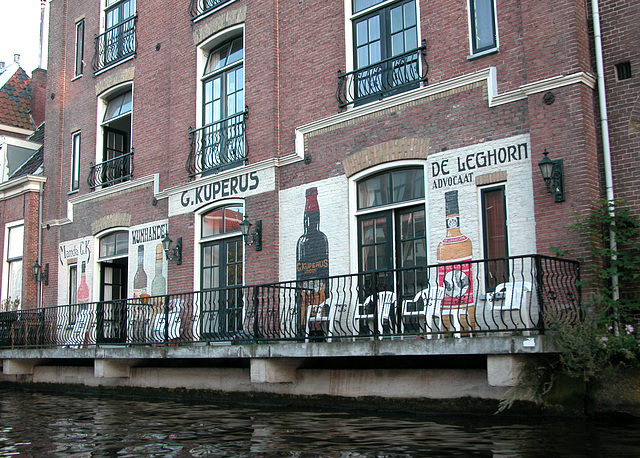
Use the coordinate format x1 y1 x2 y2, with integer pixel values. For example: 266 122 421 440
591 0 619 332
37 181 44 309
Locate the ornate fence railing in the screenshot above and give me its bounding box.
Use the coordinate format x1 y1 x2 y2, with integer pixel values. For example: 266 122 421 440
0 255 581 349
186 110 248 177
93 16 137 73
337 42 428 109
88 151 133 189
189 0 235 19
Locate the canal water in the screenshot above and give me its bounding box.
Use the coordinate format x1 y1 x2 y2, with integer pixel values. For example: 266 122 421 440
0 389 639 457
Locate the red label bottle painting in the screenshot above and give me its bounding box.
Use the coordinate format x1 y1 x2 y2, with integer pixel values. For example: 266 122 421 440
296 187 329 331
437 190 473 307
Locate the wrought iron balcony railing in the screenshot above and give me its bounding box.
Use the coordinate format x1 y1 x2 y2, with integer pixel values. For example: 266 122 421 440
337 42 428 109
186 110 248 177
189 0 235 19
92 16 137 73
88 151 133 189
0 255 581 349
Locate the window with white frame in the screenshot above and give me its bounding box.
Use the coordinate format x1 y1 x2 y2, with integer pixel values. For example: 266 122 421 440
189 31 247 177
71 131 81 191
3 223 24 309
94 0 136 72
342 0 423 107
90 86 133 189
74 19 85 77
469 0 497 55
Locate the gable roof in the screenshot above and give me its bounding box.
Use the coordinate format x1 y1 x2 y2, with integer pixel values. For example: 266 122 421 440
9 123 45 179
0 63 34 131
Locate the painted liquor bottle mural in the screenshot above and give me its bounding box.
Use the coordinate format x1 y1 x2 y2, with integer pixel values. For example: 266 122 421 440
77 261 90 304
296 187 329 327
133 245 148 298
437 190 474 307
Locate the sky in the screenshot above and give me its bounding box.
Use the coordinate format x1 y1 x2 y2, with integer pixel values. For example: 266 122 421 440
0 0 50 75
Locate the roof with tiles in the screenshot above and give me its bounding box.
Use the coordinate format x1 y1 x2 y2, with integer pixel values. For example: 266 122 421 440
0 63 34 131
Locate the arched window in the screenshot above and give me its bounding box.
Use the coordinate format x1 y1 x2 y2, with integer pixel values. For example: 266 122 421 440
356 167 426 302
199 205 244 339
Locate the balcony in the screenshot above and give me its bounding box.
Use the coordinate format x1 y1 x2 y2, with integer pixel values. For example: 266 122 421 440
186 110 248 177
0 255 581 349
92 16 137 73
189 0 235 19
87 151 133 189
337 42 428 110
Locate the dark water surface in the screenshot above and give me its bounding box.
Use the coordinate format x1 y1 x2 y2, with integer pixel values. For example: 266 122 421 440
0 389 638 457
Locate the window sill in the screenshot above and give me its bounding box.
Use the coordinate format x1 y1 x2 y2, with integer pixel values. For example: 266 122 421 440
71 74 83 81
467 47 499 61
67 189 79 196
93 54 136 76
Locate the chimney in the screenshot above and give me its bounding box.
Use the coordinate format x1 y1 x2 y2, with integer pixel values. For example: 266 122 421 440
13 54 20 64
30 69 47 127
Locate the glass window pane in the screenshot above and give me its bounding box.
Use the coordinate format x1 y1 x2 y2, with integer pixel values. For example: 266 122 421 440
473 0 496 51
203 208 224 237
374 217 387 243
405 27 418 51
368 16 380 41
361 245 375 271
353 0 384 14
361 219 374 245
224 207 243 232
390 5 403 34
356 20 368 46
358 172 390 209
357 46 370 67
7 225 24 259
404 2 417 28
369 41 381 63
391 33 404 56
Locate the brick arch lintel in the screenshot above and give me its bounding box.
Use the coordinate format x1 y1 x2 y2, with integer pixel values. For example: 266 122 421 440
92 213 132 236
342 137 430 178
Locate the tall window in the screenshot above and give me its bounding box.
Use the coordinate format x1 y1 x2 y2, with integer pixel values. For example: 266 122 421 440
89 88 132 189
68 264 78 325
190 35 246 176
96 231 129 344
469 0 497 55
3 223 24 308
71 131 81 191
481 186 508 290
94 0 136 71
356 167 425 302
74 19 85 77
200 205 244 339
349 0 421 104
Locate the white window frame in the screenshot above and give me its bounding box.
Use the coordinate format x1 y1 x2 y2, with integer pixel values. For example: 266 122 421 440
74 18 85 78
343 0 423 75
95 82 133 168
195 25 245 131
71 131 81 192
2 220 24 308
467 0 499 58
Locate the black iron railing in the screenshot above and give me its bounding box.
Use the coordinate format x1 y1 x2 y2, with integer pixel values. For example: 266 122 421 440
93 16 137 73
337 42 428 109
186 110 248 177
0 255 581 349
88 151 133 189
189 0 235 19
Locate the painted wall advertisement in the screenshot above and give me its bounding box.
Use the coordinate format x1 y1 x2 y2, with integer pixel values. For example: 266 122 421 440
58 236 94 307
128 220 169 299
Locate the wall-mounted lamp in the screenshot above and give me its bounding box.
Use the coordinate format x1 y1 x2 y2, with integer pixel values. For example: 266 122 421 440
538 150 565 202
32 261 49 286
239 216 262 251
162 234 182 265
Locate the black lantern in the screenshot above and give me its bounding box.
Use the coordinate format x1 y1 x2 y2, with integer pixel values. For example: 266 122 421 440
32 261 49 285
538 150 565 202
162 234 182 265
240 216 262 251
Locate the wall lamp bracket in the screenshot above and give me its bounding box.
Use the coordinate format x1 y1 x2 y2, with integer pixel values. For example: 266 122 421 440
162 235 182 265
33 261 49 286
538 150 565 202
240 216 262 251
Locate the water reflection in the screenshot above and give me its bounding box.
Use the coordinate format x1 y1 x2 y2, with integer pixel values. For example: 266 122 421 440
0 389 638 457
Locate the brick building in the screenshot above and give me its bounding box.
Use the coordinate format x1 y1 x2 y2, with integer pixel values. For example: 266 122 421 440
2 0 634 399
0 59 46 315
